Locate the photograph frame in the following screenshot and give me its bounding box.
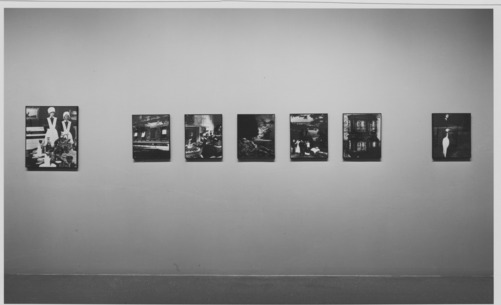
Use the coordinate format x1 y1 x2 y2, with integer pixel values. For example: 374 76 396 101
432 113 471 161
25 105 79 171
184 114 223 161
342 113 382 161
290 113 328 161
237 114 276 161
132 114 171 162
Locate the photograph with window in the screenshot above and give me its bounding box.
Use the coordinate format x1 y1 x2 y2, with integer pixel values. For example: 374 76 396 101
132 114 170 161
343 113 381 161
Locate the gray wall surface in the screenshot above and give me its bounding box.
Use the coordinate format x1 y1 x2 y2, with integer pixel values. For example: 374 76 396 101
5 9 493 276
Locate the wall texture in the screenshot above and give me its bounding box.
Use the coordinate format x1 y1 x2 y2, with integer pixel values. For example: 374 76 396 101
5 9 493 276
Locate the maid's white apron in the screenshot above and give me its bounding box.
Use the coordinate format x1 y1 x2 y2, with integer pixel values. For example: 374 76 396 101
44 117 59 146
61 120 74 144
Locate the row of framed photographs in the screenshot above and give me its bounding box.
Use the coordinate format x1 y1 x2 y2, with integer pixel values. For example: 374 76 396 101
25 106 472 170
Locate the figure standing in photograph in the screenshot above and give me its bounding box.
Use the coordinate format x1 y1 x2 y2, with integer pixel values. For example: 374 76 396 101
432 113 471 161
25 106 79 170
237 114 275 160
60 111 75 144
185 114 223 160
290 113 328 160
132 114 170 161
44 107 59 147
343 113 382 161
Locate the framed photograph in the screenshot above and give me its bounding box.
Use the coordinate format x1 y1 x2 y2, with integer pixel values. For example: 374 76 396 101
343 113 382 161
290 113 328 160
132 114 170 161
25 106 78 170
432 113 471 161
237 114 275 161
185 114 223 160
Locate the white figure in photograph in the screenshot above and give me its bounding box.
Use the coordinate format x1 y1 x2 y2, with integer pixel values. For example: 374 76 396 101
442 128 450 158
60 111 74 144
44 107 59 146
295 140 301 154
39 154 55 167
35 140 43 157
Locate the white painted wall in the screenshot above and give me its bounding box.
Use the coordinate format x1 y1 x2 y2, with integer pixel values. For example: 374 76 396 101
5 9 493 275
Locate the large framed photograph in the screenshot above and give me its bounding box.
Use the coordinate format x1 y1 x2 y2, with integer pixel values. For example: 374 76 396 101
25 106 78 170
432 113 471 161
132 114 170 161
237 114 275 161
185 114 223 160
343 113 382 161
290 113 328 160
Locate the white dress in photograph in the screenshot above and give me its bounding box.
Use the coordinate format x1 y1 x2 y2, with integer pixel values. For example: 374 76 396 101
61 120 74 144
44 117 59 146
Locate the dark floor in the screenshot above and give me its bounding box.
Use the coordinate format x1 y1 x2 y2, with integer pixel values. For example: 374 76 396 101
4 274 493 304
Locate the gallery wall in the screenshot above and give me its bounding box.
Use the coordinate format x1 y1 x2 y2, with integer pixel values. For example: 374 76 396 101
5 9 493 276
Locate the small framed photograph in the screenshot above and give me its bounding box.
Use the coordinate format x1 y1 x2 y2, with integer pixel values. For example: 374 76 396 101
237 114 275 161
185 114 223 160
343 113 382 161
132 114 170 161
290 113 328 160
432 113 471 161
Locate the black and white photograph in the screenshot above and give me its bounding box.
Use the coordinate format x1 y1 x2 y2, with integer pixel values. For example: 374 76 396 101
185 114 223 160
290 113 328 160
6 8 493 305
343 113 382 161
432 113 471 161
132 114 170 161
237 114 275 160
25 106 78 170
